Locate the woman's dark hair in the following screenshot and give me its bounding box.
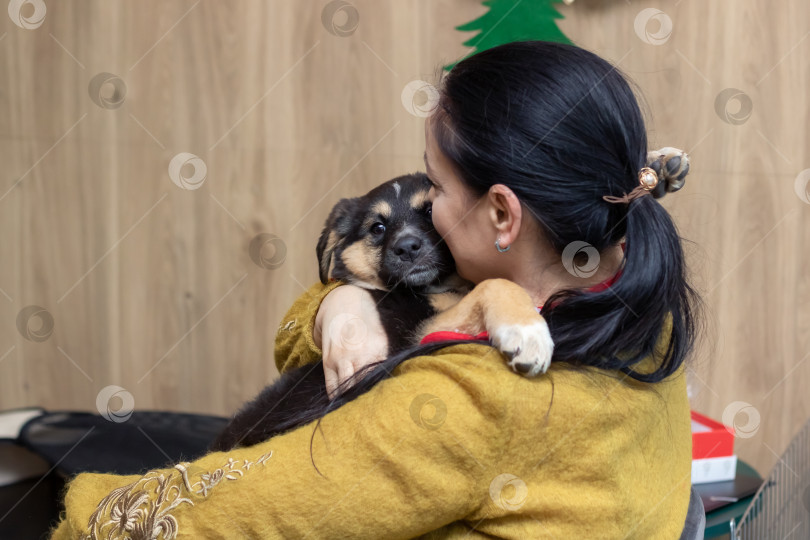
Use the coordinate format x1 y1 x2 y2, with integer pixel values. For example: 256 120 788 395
267 40 707 472
422 39 706 384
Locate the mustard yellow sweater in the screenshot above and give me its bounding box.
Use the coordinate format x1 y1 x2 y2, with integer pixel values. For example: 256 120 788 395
49 280 692 539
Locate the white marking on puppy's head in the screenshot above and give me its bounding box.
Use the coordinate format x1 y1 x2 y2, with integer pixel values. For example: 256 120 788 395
392 181 401 198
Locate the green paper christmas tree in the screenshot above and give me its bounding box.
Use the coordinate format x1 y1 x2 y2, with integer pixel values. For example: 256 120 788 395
444 0 574 72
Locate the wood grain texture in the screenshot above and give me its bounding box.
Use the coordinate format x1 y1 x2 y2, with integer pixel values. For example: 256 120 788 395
0 0 807 477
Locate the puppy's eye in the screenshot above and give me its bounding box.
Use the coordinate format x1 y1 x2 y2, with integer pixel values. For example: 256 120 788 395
370 222 386 235
423 203 432 216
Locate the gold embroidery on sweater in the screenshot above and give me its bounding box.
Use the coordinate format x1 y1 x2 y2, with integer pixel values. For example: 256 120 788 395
279 319 296 332
81 451 273 540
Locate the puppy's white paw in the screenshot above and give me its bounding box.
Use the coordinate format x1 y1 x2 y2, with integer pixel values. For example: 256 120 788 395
491 321 554 377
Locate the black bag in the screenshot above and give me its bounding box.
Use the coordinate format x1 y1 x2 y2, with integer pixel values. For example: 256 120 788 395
18 410 229 476
0 409 229 539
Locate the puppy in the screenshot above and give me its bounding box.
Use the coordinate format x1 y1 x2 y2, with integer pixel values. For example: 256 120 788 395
209 173 553 452
315 172 472 353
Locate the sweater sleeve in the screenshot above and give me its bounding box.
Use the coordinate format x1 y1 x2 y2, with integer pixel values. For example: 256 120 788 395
48 346 508 540
274 279 345 374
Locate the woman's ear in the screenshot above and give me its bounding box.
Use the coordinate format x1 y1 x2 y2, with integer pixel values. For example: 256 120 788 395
316 197 358 284
486 184 522 246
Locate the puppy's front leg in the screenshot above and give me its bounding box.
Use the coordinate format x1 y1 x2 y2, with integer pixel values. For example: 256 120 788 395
417 278 554 376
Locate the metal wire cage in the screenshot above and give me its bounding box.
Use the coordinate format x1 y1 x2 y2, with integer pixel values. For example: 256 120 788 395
731 418 810 539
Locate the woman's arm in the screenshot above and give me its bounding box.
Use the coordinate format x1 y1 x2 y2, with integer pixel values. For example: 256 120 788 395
48 346 511 539
276 280 390 399
273 280 344 374
315 283 390 399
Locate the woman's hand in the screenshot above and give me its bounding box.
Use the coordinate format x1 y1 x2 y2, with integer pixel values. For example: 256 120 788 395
314 284 389 400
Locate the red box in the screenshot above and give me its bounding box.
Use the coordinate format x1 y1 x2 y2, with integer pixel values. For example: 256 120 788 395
691 410 735 459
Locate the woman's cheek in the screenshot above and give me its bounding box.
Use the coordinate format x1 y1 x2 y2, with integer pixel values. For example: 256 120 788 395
430 200 446 240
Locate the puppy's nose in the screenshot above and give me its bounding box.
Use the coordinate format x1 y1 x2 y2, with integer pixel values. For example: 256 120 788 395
393 235 422 262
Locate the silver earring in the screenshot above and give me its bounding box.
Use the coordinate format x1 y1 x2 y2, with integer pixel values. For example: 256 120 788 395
495 237 510 252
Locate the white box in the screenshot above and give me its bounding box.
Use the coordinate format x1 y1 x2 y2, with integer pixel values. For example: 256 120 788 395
692 454 738 484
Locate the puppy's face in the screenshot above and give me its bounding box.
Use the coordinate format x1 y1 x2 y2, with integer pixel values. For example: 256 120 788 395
316 173 455 290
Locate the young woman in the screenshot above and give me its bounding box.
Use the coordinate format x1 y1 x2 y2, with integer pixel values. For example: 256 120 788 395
50 41 705 539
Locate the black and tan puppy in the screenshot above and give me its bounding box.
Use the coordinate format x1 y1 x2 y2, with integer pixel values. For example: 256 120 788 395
315 172 474 353
210 173 552 452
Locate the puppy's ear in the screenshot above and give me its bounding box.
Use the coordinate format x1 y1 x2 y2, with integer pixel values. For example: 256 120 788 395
316 197 358 284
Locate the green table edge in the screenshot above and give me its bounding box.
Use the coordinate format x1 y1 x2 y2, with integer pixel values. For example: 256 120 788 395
703 460 761 539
